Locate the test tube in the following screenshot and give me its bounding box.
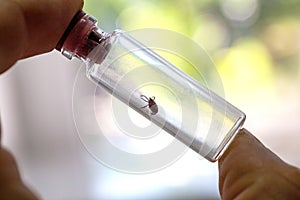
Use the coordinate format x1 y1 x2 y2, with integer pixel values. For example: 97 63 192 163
56 10 246 162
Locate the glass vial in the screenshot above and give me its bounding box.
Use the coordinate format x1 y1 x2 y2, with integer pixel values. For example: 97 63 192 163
56 10 246 162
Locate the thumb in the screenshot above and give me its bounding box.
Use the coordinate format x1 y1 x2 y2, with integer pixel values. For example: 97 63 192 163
0 148 39 199
0 118 38 199
218 128 300 199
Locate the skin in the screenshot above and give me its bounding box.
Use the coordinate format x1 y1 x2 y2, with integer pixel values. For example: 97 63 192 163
0 0 83 199
0 1 299 199
219 129 300 199
0 0 84 73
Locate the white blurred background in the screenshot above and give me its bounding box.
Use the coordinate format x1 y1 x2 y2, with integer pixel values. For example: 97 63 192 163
0 52 220 199
0 0 300 199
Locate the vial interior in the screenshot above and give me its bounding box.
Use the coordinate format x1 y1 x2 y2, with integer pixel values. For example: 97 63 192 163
86 30 245 161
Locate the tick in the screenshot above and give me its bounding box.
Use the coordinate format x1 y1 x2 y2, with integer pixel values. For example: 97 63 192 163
140 95 158 115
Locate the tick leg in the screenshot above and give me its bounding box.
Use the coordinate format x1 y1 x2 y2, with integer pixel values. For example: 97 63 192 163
141 104 148 109
140 95 149 102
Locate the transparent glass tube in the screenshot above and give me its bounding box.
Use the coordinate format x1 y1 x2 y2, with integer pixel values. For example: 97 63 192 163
56 10 246 162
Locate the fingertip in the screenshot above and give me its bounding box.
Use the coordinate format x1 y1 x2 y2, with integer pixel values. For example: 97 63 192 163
218 128 284 184
219 128 262 164
218 128 266 181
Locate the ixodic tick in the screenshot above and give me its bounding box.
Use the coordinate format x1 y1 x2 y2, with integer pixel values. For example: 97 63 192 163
140 95 158 115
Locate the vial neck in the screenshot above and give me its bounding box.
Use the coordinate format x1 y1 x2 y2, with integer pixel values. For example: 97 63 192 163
55 10 108 62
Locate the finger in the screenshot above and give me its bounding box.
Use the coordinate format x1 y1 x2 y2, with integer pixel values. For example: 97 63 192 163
0 0 84 73
0 116 2 142
218 129 300 199
0 148 38 199
15 0 84 58
0 115 38 199
218 129 280 197
219 129 282 174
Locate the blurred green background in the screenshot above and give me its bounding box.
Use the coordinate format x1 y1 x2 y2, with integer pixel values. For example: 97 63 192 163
82 0 300 199
1 1 298 200
84 0 300 163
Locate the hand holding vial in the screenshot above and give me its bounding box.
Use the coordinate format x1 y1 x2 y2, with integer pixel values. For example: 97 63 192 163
218 129 300 199
0 1 300 199
0 0 83 199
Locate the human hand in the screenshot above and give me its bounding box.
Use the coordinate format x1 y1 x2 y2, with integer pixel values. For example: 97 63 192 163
218 128 300 199
0 0 83 73
0 0 83 199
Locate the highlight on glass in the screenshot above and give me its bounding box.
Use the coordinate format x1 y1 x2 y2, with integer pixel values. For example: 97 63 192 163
56 10 246 162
